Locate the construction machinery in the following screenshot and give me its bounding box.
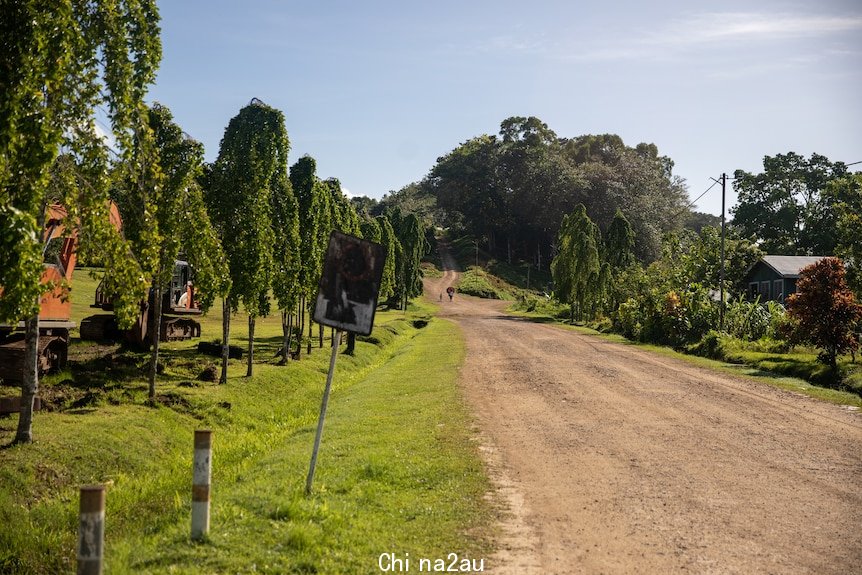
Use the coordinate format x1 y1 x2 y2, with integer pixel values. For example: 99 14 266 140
79 260 203 348
0 202 204 382
0 204 82 381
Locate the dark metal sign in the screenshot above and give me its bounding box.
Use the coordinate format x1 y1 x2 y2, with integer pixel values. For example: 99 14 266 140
313 230 386 336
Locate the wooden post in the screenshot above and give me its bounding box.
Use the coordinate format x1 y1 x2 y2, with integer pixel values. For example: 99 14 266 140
77 485 105 575
306 330 342 494
192 429 212 540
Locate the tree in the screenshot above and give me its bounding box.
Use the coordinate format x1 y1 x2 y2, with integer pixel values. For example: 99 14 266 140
731 153 848 255
552 205 601 322
1 1 160 443
270 157 301 367
205 100 287 380
392 211 426 310
289 156 324 359
115 103 229 398
603 209 636 312
786 258 862 368
825 174 862 296
424 119 688 267
376 215 399 303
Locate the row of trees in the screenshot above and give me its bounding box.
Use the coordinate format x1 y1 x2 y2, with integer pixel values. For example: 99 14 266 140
1 5 427 443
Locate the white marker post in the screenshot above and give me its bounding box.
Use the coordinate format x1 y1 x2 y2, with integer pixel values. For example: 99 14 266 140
77 485 105 575
191 429 212 540
306 329 342 495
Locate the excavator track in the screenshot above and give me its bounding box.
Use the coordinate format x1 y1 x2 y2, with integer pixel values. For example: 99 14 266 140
0 333 68 383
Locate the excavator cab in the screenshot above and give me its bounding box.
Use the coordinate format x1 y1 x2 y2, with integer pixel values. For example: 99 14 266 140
80 260 202 347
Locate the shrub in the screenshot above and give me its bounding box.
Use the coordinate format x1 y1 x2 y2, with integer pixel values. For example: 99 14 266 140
786 258 862 366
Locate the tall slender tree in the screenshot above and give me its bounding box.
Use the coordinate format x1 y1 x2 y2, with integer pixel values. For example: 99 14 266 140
0 1 160 443
376 216 399 303
271 159 301 366
290 156 323 359
552 205 601 322
205 99 287 380
115 103 229 397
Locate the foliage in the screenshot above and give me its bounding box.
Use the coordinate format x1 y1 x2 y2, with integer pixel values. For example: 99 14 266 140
290 156 324 303
389 209 427 308
731 152 848 255
424 118 688 267
1 0 161 443
324 177 362 236
0 0 160 325
204 99 291 377
206 100 289 317
551 205 601 321
376 215 398 301
456 267 514 300
785 257 862 367
826 173 862 295
114 103 229 310
360 216 382 243
269 159 301 315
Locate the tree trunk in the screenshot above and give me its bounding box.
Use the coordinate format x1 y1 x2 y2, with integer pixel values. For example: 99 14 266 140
318 321 323 348
148 280 164 399
14 313 40 444
247 315 255 377
280 310 292 365
307 308 313 355
295 297 304 361
345 332 356 355
220 298 230 384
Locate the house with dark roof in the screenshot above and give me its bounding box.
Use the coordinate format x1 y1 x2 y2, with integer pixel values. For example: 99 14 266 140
743 255 827 303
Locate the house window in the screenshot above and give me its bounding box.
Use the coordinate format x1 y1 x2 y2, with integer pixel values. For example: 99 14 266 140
773 279 784 303
759 281 770 299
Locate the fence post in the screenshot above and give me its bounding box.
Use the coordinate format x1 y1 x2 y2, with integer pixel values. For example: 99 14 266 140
192 429 212 541
77 485 105 575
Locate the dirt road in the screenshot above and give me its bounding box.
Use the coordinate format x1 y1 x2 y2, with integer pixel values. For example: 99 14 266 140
426 265 862 574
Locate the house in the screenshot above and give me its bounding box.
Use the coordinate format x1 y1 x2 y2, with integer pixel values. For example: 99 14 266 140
744 255 828 303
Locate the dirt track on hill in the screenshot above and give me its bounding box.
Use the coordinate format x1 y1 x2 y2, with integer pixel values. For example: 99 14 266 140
426 259 862 574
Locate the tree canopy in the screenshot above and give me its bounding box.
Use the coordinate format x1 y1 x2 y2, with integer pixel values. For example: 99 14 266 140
423 117 688 266
731 152 848 255
1 0 161 326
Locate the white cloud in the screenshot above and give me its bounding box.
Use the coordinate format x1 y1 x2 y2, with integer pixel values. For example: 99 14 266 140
647 12 862 46
573 12 862 61
341 186 355 198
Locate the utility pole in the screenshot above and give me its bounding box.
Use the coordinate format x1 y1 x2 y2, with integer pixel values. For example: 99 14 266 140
719 173 727 332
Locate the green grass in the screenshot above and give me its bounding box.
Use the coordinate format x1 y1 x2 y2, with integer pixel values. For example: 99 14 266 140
691 334 862 396
456 267 516 300
0 293 493 573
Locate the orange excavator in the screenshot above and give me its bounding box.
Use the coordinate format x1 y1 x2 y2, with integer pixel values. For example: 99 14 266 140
0 203 203 382
0 204 85 382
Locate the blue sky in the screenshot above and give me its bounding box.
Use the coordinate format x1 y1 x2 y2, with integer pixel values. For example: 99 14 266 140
148 0 862 216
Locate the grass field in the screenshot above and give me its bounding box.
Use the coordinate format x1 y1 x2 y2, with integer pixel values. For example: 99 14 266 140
0 273 494 574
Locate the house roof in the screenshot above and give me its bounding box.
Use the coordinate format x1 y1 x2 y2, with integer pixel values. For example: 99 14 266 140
759 255 828 278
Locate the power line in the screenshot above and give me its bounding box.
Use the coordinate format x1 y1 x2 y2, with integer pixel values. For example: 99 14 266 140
687 179 720 210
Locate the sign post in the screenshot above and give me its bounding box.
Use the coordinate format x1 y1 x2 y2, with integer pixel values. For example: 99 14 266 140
305 231 386 494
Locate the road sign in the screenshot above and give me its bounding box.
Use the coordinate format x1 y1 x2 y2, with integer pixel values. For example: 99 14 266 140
313 230 386 336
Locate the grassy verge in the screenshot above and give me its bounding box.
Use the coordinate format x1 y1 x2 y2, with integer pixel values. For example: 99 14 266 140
455 267 516 301
0 297 493 573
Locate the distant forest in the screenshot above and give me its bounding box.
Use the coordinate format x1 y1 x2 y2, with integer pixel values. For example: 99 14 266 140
354 116 716 266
